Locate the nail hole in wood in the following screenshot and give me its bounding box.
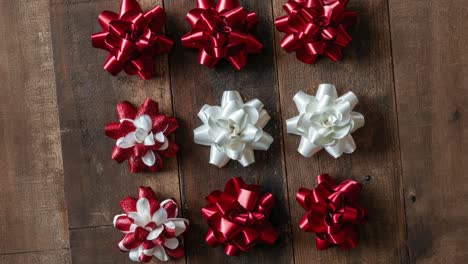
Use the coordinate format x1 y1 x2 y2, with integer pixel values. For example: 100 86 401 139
451 110 461 121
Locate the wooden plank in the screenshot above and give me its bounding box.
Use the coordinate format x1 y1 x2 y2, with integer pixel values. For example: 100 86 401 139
0 0 69 255
272 0 407 263
389 0 468 262
49 0 184 262
70 226 183 264
163 0 294 263
0 250 69 264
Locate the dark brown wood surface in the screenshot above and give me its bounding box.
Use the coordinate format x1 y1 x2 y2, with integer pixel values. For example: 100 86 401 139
389 0 468 262
0 0 466 263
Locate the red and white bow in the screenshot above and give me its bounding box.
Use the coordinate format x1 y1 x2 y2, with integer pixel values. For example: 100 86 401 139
114 187 189 262
105 99 179 173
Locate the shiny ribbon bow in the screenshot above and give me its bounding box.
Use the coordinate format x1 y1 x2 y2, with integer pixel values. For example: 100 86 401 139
202 177 279 255
297 174 367 250
105 98 179 173
181 0 263 70
194 91 273 167
114 187 189 262
287 84 364 158
91 0 173 79
275 0 357 64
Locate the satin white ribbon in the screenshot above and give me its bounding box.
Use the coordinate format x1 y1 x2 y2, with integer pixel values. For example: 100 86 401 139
116 115 169 166
194 91 273 167
286 84 365 158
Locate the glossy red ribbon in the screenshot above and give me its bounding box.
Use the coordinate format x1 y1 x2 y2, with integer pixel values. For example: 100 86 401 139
91 0 173 79
105 99 179 173
201 177 279 255
275 0 357 64
297 174 366 250
181 0 263 70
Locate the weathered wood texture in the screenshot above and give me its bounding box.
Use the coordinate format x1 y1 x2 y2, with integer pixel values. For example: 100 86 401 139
163 0 294 263
0 250 69 264
272 0 407 263
1 0 468 263
389 0 468 262
0 0 69 255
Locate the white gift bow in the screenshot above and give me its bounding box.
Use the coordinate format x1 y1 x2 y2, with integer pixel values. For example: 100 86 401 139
286 84 365 158
194 91 273 167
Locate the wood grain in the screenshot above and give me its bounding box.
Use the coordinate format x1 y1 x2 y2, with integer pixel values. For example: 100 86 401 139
272 0 407 263
389 0 468 262
163 0 294 263
0 250 69 264
49 0 183 263
2 0 468 263
0 0 69 255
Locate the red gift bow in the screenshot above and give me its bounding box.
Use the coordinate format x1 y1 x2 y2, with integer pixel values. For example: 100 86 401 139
275 0 357 64
297 174 367 250
201 177 279 255
181 0 263 70
91 0 173 80
105 98 179 173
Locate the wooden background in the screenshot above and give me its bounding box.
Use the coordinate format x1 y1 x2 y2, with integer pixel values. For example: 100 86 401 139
1 0 467 263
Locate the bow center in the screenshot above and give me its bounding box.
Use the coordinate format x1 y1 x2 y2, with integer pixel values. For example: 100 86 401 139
314 15 330 27
321 115 337 128
117 115 169 151
129 28 143 41
133 115 153 143
215 16 233 34
218 25 232 33
230 210 256 226
228 121 241 138
144 221 157 232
